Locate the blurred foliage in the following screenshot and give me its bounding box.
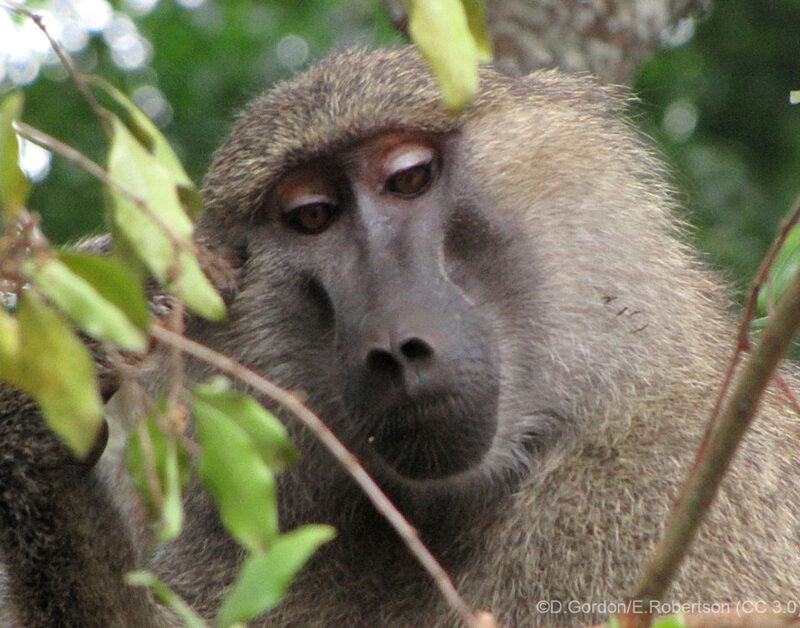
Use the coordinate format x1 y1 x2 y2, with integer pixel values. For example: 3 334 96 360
6 0 800 297
635 0 800 292
12 0 399 242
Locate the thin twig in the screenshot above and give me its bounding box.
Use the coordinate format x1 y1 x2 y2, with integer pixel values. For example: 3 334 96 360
695 193 800 463
775 373 800 415
149 324 480 628
14 122 110 189
14 121 197 260
164 297 186 431
2 1 111 131
624 268 800 628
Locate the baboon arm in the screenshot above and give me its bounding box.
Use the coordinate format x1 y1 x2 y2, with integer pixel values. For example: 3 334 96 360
0 387 163 627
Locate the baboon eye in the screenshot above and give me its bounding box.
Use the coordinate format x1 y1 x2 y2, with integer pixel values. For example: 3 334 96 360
383 144 437 198
285 202 339 234
277 174 340 235
387 163 433 197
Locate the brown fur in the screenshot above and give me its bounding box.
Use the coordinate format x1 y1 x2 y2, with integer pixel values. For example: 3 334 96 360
2 47 799 627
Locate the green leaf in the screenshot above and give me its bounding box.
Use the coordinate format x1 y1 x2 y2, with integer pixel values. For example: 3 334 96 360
89 77 202 217
160 436 185 542
60 251 150 330
107 116 225 321
761 224 800 317
462 0 493 62
653 614 688 628
126 571 208 628
107 115 192 240
127 413 190 541
216 525 335 627
175 247 227 320
15 292 103 457
408 0 480 111
195 378 300 473
0 92 30 221
27 258 147 352
0 306 21 382
750 315 768 330
193 389 279 551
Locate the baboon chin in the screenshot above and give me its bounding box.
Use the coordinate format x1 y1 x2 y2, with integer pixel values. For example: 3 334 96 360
2 46 800 628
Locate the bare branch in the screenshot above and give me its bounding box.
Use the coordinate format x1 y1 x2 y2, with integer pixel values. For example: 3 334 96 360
626 267 800 625
697 192 800 462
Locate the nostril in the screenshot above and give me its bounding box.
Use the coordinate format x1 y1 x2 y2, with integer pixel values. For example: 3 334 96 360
363 336 434 380
366 348 402 376
399 337 433 361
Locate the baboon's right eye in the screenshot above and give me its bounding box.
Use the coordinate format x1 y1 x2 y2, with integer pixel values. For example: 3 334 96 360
276 173 340 235
284 201 339 234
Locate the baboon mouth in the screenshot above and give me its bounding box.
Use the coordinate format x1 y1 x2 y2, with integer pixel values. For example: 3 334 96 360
361 394 497 480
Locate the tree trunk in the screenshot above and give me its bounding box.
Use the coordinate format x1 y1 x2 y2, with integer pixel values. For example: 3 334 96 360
383 0 709 83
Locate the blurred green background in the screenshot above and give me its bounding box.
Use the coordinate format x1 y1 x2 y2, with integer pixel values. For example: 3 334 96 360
2 0 799 297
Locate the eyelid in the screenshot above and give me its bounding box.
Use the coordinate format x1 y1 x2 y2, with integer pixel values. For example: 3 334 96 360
381 144 436 181
281 191 334 213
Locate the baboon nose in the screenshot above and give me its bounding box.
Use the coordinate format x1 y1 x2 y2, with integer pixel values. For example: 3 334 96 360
364 335 436 379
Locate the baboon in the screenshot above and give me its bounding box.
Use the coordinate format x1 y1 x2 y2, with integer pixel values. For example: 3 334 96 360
2 46 800 627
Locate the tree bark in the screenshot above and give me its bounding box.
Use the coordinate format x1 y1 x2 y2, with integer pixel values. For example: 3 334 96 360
383 0 709 84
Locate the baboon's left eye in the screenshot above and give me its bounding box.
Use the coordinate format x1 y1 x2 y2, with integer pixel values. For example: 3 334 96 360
386 163 433 197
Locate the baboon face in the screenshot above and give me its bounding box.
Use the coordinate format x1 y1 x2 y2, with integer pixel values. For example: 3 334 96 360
208 129 541 504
